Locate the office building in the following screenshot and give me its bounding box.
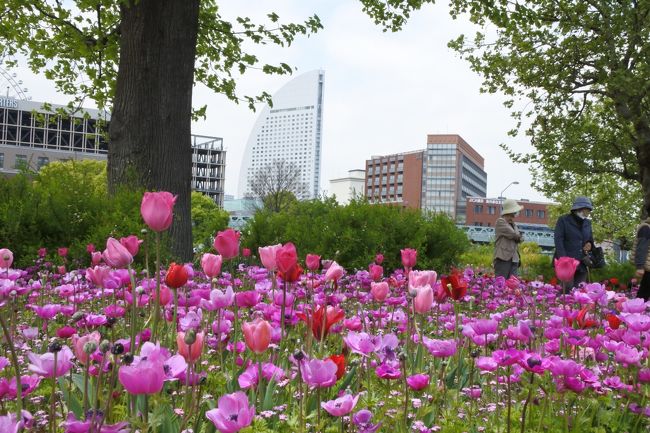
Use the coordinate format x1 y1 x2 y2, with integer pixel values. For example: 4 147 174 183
0 97 226 206
238 70 324 199
365 134 487 222
329 169 366 205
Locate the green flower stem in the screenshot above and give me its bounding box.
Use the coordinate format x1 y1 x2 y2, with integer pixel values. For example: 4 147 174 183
0 313 22 419
152 232 162 341
49 351 58 433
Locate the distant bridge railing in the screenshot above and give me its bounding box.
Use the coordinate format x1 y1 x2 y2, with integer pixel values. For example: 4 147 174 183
459 225 555 249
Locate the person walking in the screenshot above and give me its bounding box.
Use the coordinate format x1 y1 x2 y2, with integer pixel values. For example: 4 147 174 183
494 199 524 279
630 206 650 301
554 196 594 289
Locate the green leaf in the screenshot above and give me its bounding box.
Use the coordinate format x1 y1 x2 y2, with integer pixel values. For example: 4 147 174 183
58 377 83 418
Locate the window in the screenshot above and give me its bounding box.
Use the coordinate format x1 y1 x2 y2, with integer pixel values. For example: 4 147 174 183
488 206 496 215
537 210 545 219
525 209 533 217
37 157 49 170
14 154 27 170
474 205 483 214
0 153 3 168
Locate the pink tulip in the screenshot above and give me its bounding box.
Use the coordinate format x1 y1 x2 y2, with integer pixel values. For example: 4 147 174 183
177 331 205 363
321 393 360 417
90 251 102 266
368 264 383 281
409 270 437 289
201 253 223 278
85 265 111 288
370 282 389 302
401 248 417 269
375 253 384 264
276 242 298 274
72 331 101 365
305 253 321 271
0 248 13 269
325 261 345 282
214 228 240 259
119 235 143 256
57 247 68 258
554 257 580 283
258 244 282 271
413 285 433 313
140 191 176 232
205 391 255 433
102 237 133 268
27 346 74 378
242 318 272 354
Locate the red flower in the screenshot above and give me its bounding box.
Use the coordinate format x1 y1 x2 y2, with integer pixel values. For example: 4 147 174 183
297 305 345 341
278 264 303 283
441 272 468 301
606 313 622 330
165 262 188 289
328 353 346 380
576 307 597 329
609 277 619 285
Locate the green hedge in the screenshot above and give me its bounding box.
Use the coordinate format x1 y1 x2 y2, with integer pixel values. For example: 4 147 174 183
0 160 229 267
242 197 470 271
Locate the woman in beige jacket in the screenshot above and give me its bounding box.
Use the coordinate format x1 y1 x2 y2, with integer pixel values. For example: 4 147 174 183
494 199 524 278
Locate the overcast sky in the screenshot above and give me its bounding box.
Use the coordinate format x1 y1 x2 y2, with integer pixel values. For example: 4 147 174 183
7 0 549 202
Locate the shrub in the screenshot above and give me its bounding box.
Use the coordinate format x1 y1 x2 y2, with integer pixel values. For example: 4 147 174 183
242 197 470 271
0 160 229 267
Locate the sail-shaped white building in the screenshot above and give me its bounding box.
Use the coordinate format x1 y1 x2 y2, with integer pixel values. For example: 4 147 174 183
238 70 324 199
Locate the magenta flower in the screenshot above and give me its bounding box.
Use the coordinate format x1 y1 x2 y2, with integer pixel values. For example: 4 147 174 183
344 332 381 357
32 304 61 320
622 314 650 332
375 361 401 380
353 409 381 433
615 345 643 366
492 349 523 367
0 248 13 269
214 228 240 259
28 346 74 378
406 373 430 391
62 412 129 432
205 391 255 433
0 410 32 433
549 358 582 377
422 337 457 358
554 257 580 283
470 319 499 335
300 358 338 388
118 356 165 395
475 356 498 372
235 291 261 308
321 393 360 417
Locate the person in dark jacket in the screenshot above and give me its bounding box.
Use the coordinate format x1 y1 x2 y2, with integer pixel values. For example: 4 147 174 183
554 196 594 289
632 206 650 301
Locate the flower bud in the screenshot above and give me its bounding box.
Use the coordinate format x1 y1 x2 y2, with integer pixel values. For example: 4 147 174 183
83 341 98 354
48 340 62 353
122 352 134 365
111 342 124 355
184 329 197 345
99 340 111 354
71 311 86 322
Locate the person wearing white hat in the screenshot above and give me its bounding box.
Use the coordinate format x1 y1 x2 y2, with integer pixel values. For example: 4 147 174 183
493 198 524 278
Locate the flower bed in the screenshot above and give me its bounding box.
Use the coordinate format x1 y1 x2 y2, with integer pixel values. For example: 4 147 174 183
0 193 648 433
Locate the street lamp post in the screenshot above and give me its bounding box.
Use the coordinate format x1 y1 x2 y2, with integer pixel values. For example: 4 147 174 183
499 181 519 200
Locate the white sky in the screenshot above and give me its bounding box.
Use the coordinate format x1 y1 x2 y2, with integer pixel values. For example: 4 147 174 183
6 0 548 202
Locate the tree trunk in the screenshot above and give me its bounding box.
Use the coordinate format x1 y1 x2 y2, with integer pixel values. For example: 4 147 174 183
107 0 200 260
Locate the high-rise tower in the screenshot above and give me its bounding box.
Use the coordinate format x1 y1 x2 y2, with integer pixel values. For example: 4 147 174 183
238 70 324 199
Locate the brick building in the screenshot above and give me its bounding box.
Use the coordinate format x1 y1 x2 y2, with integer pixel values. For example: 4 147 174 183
466 197 551 227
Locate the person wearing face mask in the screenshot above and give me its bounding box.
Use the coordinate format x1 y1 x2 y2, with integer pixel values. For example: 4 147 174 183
554 196 594 289
630 205 650 301
494 199 524 278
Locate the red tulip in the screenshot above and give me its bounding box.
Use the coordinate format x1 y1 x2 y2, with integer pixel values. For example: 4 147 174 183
242 318 272 354
278 264 303 283
276 243 298 274
242 248 251 257
141 191 176 232
606 313 622 330
576 307 597 329
297 305 345 341
328 353 346 380
441 272 468 301
165 263 188 289
214 228 240 259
